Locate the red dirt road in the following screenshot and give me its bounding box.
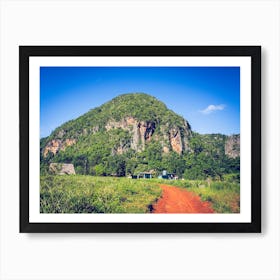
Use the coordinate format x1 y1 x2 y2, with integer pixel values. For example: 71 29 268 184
152 184 214 213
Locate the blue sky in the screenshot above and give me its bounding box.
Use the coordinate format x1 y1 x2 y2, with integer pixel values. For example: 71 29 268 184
40 66 240 138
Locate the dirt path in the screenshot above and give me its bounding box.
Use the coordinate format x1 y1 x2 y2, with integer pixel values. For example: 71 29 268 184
152 184 214 213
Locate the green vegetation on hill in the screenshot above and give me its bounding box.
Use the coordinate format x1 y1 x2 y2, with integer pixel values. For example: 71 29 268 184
40 93 240 180
184 133 240 180
46 93 188 141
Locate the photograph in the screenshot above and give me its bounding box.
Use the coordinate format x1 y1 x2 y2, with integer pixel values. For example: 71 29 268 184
39 66 240 214
20 46 260 232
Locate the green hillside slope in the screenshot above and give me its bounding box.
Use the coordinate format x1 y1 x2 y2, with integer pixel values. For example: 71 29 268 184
40 93 239 180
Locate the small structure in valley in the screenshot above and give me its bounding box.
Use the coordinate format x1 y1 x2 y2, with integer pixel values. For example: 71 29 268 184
49 163 76 175
136 172 152 179
158 170 177 180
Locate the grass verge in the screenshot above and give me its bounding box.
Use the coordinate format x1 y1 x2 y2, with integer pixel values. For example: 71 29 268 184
40 175 161 213
40 175 239 214
150 179 240 213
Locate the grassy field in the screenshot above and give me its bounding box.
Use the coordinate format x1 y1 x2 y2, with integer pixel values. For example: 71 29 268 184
40 175 162 213
40 175 240 214
151 179 240 213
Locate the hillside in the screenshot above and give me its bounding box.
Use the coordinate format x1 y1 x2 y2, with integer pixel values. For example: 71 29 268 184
40 93 240 179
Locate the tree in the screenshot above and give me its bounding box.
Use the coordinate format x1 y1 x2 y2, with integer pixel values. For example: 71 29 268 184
125 158 138 176
162 152 186 178
93 164 105 176
106 155 126 176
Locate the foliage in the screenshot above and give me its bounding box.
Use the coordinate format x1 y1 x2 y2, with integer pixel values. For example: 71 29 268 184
40 175 162 213
40 93 240 181
48 93 186 140
183 133 240 180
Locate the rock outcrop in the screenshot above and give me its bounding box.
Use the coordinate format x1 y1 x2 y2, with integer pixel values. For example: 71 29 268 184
43 138 76 157
105 117 191 155
169 127 183 154
225 135 240 158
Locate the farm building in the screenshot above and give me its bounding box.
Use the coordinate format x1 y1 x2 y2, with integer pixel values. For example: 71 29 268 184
158 170 178 180
49 163 76 175
136 172 152 179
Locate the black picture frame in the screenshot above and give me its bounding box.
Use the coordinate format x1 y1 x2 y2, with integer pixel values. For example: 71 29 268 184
20 46 261 233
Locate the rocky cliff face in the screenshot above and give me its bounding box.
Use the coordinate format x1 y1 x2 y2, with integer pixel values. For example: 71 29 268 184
169 127 184 154
42 115 191 158
102 116 190 155
225 135 240 158
43 138 76 157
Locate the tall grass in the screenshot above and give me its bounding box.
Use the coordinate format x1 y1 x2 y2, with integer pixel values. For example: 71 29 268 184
40 175 162 213
40 175 240 214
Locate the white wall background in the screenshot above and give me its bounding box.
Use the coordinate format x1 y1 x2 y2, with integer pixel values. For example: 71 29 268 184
0 0 279 279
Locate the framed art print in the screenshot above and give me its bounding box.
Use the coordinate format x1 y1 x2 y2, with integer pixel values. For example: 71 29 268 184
19 46 261 233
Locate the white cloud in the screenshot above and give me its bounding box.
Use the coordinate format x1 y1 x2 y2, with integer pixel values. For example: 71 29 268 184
200 104 226 114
